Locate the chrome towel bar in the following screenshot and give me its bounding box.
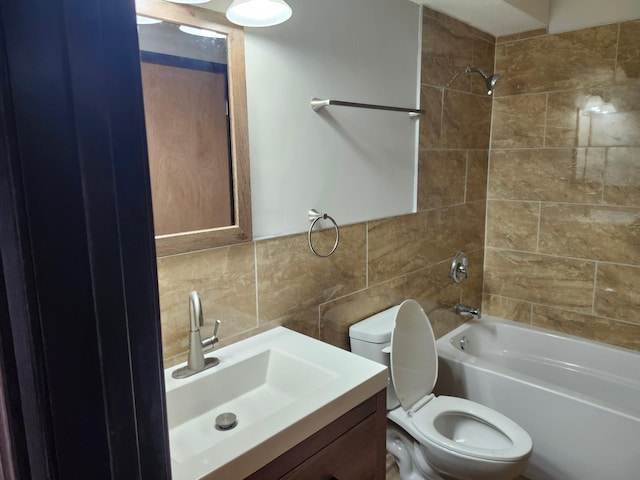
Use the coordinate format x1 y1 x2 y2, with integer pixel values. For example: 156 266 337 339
310 97 424 118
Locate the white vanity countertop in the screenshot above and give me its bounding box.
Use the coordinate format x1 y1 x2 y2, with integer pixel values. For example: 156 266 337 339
165 326 387 480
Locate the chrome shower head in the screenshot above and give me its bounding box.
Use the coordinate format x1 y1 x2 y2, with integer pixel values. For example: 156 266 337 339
465 65 502 95
487 73 502 95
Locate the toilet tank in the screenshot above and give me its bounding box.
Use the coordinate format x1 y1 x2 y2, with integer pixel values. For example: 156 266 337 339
349 306 400 409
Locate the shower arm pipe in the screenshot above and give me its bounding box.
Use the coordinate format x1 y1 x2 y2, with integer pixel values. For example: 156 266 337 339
310 97 424 118
465 65 489 79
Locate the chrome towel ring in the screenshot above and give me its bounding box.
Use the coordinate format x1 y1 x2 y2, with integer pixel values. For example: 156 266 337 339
307 209 339 258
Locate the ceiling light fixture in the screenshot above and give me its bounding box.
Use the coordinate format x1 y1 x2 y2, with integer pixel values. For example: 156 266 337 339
165 0 209 4
226 0 292 27
136 15 162 25
178 25 226 38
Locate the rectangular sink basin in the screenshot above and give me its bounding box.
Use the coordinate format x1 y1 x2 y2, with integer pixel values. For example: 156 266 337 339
168 348 337 462
165 327 387 480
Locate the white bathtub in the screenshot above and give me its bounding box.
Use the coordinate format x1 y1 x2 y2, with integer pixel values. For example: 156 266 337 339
434 316 640 480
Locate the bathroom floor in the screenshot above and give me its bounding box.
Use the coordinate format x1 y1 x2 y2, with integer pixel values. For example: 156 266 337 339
386 454 400 479
385 453 529 479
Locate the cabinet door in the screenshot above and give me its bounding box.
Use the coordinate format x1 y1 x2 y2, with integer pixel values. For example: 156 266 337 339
281 414 377 480
246 391 386 480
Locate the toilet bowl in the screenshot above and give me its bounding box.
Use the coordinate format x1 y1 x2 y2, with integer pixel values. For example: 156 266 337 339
349 299 532 480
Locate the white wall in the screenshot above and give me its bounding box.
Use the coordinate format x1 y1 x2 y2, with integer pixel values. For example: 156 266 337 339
549 0 640 34
244 0 421 239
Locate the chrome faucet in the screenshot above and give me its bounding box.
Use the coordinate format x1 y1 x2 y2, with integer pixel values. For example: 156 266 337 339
172 291 221 379
454 303 481 320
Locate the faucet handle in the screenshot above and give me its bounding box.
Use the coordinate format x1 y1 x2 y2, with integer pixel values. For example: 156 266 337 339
451 252 469 283
202 319 221 351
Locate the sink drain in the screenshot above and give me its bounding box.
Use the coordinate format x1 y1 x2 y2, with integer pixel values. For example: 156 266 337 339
215 412 238 431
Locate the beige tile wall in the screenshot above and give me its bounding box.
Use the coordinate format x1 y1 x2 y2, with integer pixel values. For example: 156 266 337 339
485 20 640 352
158 8 493 366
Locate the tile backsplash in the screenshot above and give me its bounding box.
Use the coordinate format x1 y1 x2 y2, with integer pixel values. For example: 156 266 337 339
158 8 492 365
485 19 640 351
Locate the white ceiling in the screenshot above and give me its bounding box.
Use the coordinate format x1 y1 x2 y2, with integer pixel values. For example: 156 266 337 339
200 0 640 37
414 0 640 37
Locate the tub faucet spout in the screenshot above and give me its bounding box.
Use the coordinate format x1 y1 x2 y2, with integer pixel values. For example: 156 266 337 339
455 303 481 319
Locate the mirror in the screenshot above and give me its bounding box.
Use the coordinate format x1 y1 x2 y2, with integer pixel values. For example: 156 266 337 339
136 0 251 257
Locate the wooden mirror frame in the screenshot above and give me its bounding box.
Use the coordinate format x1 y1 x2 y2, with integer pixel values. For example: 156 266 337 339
136 0 252 257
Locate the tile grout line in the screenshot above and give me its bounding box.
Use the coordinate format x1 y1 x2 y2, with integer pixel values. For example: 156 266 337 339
490 145 636 151
591 261 599 316
601 147 608 204
536 201 542 254
439 87 445 144
253 241 259 327
486 198 635 209
614 23 621 82
485 245 609 266
542 93 549 148
483 53 496 303
365 222 369 289
484 292 634 326
463 150 469 204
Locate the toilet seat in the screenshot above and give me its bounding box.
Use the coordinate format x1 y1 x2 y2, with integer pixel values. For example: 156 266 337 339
410 396 532 461
389 300 532 463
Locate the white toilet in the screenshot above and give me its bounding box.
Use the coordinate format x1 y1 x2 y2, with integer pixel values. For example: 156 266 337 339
349 299 532 480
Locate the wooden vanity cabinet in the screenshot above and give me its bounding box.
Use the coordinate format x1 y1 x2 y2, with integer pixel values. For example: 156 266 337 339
245 390 387 480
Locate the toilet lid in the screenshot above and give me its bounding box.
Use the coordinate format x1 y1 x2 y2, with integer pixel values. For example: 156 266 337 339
390 299 438 411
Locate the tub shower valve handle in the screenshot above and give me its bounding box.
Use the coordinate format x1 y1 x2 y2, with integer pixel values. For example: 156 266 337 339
451 251 469 283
